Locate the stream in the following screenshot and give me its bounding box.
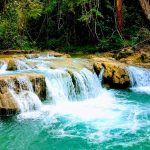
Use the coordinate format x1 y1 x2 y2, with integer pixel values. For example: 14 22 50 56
0 55 150 150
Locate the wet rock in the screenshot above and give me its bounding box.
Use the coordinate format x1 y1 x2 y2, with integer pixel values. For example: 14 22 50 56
63 54 71 58
30 74 46 101
67 70 76 87
0 73 46 116
115 47 134 60
0 50 71 60
116 44 150 69
7 59 17 71
0 91 19 116
140 52 150 63
0 79 19 116
25 54 40 59
0 50 34 55
93 63 103 76
94 62 130 89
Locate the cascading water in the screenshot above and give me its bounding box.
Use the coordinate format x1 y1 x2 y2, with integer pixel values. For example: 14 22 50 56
7 76 42 112
98 67 104 86
40 68 102 102
16 60 32 70
43 68 76 102
127 66 150 94
70 68 102 100
0 62 7 73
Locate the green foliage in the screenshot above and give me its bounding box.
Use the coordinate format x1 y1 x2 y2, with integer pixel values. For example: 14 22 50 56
47 38 65 49
137 28 150 41
0 20 7 37
79 8 103 23
0 0 149 52
97 33 139 51
61 45 97 53
0 0 43 50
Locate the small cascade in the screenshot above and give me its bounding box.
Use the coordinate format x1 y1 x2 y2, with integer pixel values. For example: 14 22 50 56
127 66 150 94
36 54 55 59
27 53 55 59
69 68 102 100
43 68 102 103
7 76 42 112
13 91 42 112
16 60 32 70
99 67 104 86
0 62 7 73
44 69 76 102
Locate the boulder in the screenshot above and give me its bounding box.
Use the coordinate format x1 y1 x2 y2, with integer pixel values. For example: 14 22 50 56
94 62 130 89
140 52 150 63
0 91 19 116
117 44 150 69
0 73 46 116
7 59 17 71
115 47 134 60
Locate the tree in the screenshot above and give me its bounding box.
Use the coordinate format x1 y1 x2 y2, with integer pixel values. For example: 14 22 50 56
116 0 123 34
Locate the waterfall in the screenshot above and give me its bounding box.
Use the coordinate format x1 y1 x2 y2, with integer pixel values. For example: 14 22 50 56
127 66 150 94
45 69 76 102
69 68 102 100
42 68 102 103
0 56 106 114
0 62 7 73
99 67 104 86
16 60 32 70
1 58 104 114
7 76 42 112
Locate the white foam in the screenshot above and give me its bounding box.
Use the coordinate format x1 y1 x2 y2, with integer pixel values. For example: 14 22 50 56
0 62 7 73
127 66 150 94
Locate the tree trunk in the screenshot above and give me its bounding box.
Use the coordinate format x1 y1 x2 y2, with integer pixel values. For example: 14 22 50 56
116 0 123 34
139 0 150 21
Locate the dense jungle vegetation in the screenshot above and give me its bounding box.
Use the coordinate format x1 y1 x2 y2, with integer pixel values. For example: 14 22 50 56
0 0 150 52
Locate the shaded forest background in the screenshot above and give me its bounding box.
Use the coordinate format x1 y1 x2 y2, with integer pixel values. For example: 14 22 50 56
0 0 150 52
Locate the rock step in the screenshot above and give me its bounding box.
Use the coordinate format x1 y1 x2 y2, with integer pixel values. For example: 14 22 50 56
0 50 71 59
0 73 46 116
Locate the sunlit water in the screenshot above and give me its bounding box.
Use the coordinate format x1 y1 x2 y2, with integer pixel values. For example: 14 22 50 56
0 90 150 150
128 66 150 94
0 57 150 150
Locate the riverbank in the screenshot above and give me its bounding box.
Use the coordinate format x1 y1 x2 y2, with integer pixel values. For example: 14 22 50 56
69 44 150 69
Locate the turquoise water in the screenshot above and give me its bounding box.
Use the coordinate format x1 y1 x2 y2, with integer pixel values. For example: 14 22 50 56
0 90 150 150
0 57 150 150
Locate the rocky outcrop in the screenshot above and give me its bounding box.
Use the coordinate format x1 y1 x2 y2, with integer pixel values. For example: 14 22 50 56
7 59 17 71
0 79 19 116
0 73 46 116
0 73 46 100
0 50 71 59
112 45 150 69
0 90 19 116
94 62 130 89
140 52 150 63
115 47 134 60
30 74 46 101
0 50 71 72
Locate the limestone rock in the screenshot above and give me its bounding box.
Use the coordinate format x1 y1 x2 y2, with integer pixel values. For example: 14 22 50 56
140 52 150 63
94 62 130 89
0 73 46 116
7 59 17 71
115 47 134 60
0 91 19 116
